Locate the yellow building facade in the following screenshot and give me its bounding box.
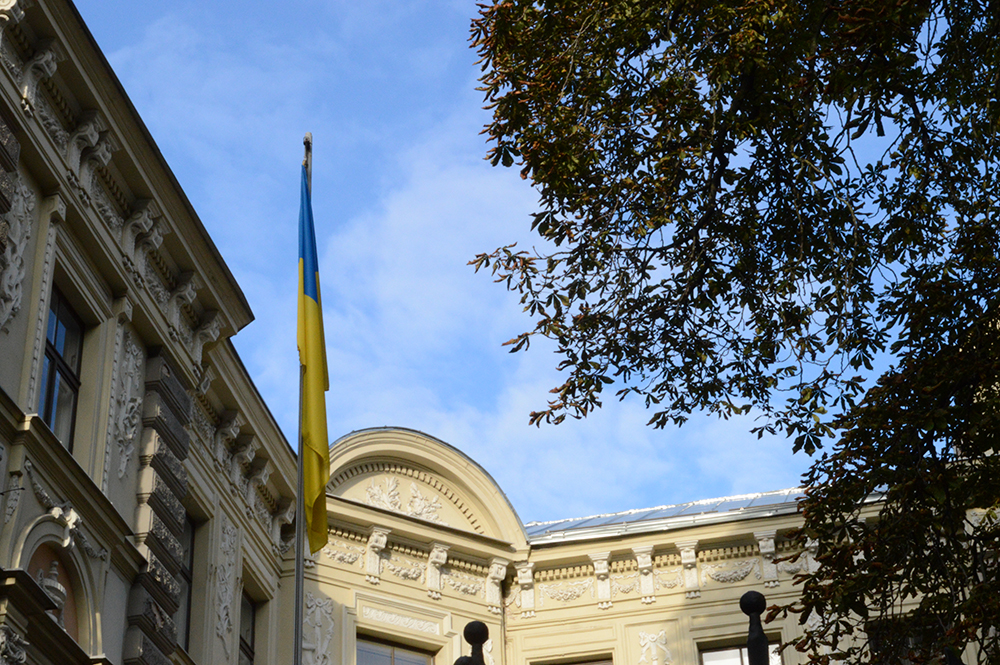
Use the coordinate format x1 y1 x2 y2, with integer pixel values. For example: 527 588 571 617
0 2 817 665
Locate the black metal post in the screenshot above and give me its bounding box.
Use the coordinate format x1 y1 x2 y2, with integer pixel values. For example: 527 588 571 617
454 621 489 665
741 590 768 665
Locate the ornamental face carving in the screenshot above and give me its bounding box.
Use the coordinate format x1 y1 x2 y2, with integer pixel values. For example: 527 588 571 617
0 175 35 332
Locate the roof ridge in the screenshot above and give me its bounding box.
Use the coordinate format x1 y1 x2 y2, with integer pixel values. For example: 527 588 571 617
523 487 803 527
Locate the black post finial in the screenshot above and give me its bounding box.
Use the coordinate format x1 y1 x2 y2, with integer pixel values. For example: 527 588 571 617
453 621 489 665
740 591 768 665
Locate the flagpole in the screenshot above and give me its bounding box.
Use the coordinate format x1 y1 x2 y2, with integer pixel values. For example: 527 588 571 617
293 132 313 665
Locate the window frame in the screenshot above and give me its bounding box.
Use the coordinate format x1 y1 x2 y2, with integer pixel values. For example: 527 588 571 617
37 286 83 450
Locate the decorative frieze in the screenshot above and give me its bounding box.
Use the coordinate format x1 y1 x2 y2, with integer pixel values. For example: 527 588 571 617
700 558 761 586
360 606 438 635
322 537 364 567
213 411 243 469
538 578 593 606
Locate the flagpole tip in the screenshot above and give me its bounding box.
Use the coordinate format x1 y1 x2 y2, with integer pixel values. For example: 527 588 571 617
304 132 313 148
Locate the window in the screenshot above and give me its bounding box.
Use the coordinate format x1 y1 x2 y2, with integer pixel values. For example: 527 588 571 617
700 645 782 665
37 288 83 448
357 639 433 665
175 516 195 652
239 590 256 665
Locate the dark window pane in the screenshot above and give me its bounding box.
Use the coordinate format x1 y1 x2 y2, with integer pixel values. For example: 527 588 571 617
240 592 255 647
38 355 51 417
358 641 393 665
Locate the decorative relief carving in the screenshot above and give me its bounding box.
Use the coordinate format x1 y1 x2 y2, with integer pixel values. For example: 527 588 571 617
215 515 238 658
145 262 168 305
443 569 484 597
0 623 28 665
18 45 57 116
190 400 215 445
538 578 593 605
65 112 102 177
365 476 401 511
361 607 439 635
364 477 448 525
322 538 363 567
385 557 423 583
638 631 673 665
302 592 335 665
93 184 123 232
408 485 445 524
0 174 35 332
34 93 68 150
114 331 145 478
654 568 683 590
701 558 761 586
3 471 20 523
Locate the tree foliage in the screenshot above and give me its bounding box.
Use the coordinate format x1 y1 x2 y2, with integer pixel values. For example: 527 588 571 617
472 0 1000 662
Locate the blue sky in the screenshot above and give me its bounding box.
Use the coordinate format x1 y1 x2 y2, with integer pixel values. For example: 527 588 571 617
73 0 812 524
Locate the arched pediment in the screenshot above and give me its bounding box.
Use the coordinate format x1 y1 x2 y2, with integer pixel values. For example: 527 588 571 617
328 428 527 547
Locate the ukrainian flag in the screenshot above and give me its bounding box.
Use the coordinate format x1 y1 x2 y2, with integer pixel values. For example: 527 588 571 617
297 163 330 554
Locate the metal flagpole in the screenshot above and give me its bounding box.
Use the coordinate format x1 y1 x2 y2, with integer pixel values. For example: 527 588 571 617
293 132 313 665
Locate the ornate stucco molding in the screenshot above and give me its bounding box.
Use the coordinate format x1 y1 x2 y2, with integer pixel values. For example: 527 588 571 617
486 558 508 614
365 526 389 584
514 561 535 617
676 540 700 598
589 552 612 609
755 530 779 587
632 546 656 604
17 42 58 117
638 631 673 665
0 172 34 333
215 515 239 658
303 593 335 665
426 543 448 599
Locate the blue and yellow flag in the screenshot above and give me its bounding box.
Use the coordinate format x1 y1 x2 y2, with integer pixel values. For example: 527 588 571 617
297 163 330 554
